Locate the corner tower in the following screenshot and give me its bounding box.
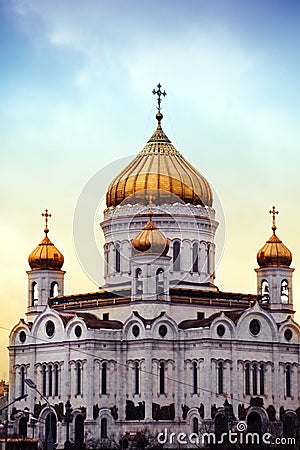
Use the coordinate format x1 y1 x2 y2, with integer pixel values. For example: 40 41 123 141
101 84 218 295
255 206 294 317
27 209 65 320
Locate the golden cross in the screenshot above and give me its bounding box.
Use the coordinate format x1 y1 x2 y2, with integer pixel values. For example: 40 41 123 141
42 208 51 234
152 83 167 112
269 205 278 230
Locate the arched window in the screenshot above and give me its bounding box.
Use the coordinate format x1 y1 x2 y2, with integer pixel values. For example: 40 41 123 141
76 362 82 395
207 243 210 273
217 362 223 394
135 268 143 295
50 281 59 297
192 243 199 273
260 363 265 395
159 362 165 394
281 280 289 304
115 243 121 273
173 241 180 271
156 268 164 295
48 365 53 396
101 418 107 438
134 362 139 395
101 363 107 395
42 365 47 396
286 365 291 397
245 363 250 395
193 417 199 434
193 362 198 394
261 280 270 303
31 282 38 306
54 364 59 396
252 364 258 395
20 366 25 397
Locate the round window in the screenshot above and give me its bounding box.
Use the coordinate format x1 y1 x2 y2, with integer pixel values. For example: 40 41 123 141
159 325 167 337
217 324 225 337
45 320 55 337
249 319 261 336
19 331 26 343
75 325 82 338
284 329 293 341
132 325 140 337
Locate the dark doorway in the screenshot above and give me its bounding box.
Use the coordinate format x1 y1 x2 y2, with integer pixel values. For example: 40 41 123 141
246 412 262 449
45 412 57 450
214 412 227 441
75 414 85 447
283 413 296 439
247 411 262 434
19 416 27 438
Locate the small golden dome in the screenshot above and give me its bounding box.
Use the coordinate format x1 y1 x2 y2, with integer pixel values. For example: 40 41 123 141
106 120 212 208
132 212 169 256
28 209 64 270
257 207 292 268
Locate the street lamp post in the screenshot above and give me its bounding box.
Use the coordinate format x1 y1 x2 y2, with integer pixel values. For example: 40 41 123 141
25 378 54 450
63 399 73 449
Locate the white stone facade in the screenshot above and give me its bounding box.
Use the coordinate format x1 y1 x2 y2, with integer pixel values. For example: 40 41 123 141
7 121 300 449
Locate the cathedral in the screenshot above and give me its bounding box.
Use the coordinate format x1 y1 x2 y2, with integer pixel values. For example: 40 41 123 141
8 86 300 448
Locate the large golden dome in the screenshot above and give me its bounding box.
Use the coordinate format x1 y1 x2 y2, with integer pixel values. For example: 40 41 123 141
257 207 292 268
106 116 212 208
28 209 64 270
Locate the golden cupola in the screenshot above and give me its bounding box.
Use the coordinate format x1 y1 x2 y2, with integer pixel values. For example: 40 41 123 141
106 84 212 208
132 208 169 256
28 209 64 270
257 206 292 268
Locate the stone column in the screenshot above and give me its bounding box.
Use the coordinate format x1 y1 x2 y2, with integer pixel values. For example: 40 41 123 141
144 341 153 420
116 341 126 421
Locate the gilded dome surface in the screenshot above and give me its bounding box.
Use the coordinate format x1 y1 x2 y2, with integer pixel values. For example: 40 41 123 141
28 234 64 270
132 213 169 256
257 208 292 268
106 122 212 208
257 232 292 268
29 209 64 270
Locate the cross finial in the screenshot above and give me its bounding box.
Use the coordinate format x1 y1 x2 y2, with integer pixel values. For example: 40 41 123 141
152 83 167 124
42 208 51 235
269 205 278 233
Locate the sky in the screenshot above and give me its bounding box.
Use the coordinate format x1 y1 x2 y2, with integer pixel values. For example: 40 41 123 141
1 0 300 379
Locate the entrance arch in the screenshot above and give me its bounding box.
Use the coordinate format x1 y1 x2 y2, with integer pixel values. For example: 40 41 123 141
45 412 57 450
283 412 297 439
247 411 262 434
19 416 27 437
75 414 85 447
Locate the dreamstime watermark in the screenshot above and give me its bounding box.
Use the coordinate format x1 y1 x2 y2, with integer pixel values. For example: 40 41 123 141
156 422 296 446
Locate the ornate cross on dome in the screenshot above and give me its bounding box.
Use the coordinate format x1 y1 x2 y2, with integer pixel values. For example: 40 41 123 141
269 205 278 232
42 208 51 235
152 83 167 113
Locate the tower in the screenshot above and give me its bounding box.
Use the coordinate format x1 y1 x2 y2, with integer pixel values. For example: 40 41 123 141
101 84 218 295
26 209 65 320
255 206 294 318
131 202 171 301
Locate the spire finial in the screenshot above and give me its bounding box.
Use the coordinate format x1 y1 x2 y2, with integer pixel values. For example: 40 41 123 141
269 205 278 233
152 83 166 124
146 193 154 218
42 208 51 235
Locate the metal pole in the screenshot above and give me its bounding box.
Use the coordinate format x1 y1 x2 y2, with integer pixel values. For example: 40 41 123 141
25 379 54 450
0 393 28 450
